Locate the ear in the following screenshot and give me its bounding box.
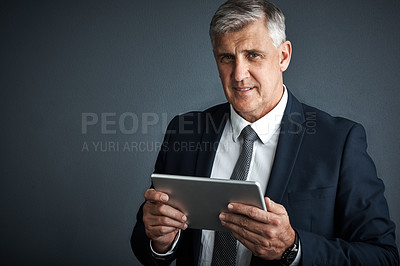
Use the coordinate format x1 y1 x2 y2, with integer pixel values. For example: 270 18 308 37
279 41 292 72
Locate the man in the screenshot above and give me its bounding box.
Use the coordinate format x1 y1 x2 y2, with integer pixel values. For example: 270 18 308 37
131 0 399 265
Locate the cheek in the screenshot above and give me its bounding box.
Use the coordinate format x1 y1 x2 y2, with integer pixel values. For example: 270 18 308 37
253 65 279 86
250 69 267 86
219 73 232 90
217 65 232 79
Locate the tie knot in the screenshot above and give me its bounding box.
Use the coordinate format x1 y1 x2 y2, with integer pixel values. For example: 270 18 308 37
241 125 258 142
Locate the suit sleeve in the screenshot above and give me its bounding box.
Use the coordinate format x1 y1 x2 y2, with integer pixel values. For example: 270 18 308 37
298 123 399 265
130 116 181 266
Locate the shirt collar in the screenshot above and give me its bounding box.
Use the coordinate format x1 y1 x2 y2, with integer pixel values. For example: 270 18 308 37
230 85 288 144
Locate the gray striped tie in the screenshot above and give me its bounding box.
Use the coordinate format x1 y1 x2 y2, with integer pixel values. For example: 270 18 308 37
212 125 258 266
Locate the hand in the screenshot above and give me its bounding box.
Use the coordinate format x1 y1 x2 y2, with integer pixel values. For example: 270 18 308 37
219 197 295 260
143 189 188 253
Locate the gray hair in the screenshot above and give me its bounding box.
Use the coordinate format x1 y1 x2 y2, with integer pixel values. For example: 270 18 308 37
209 0 286 49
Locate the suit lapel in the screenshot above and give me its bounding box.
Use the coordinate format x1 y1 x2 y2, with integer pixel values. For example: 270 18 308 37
265 91 306 203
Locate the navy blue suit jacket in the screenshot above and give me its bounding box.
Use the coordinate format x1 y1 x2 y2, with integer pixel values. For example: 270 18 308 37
131 91 398 265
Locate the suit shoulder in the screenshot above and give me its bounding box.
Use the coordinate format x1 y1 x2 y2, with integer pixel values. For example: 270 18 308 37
179 102 229 117
301 103 359 131
167 102 229 133
170 102 228 122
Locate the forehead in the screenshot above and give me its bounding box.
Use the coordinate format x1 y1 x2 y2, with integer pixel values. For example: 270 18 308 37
213 18 273 52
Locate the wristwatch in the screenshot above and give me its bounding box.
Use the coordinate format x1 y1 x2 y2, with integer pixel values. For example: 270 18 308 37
280 230 299 266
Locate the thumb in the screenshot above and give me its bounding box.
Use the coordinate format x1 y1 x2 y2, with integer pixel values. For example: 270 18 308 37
265 197 272 211
265 197 286 215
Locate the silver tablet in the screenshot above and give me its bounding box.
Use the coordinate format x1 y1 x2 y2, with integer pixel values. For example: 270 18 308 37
151 173 267 232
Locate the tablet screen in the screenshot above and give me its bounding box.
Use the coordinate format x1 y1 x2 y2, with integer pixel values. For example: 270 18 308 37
151 173 266 232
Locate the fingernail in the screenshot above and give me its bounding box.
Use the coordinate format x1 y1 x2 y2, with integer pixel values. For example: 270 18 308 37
220 214 225 220
228 204 233 209
161 195 168 201
182 215 187 222
183 223 188 230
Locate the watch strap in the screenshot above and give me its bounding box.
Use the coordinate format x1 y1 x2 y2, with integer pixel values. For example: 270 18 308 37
280 230 299 266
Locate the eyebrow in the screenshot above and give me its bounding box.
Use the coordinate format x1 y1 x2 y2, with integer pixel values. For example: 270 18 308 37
216 52 233 58
243 49 265 55
216 49 265 57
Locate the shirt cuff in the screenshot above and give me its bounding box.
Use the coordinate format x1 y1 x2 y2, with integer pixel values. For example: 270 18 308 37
150 230 181 257
290 238 301 266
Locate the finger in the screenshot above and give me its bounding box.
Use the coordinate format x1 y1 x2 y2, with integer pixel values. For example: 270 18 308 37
227 203 271 224
144 189 169 203
144 201 187 224
146 212 188 228
146 208 188 229
221 216 268 248
264 197 286 215
221 212 272 235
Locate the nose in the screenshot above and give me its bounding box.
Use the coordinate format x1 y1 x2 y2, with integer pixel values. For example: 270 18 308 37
233 59 250 82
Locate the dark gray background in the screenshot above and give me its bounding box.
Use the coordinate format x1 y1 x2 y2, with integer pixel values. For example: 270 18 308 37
1 0 399 264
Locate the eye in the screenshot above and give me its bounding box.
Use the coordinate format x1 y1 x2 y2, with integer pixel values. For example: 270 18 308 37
220 54 234 63
249 53 259 58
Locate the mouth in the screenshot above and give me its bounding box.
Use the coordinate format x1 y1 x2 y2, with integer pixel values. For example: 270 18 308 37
233 87 255 92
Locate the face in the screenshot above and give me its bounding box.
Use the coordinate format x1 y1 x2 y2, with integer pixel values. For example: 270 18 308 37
213 18 291 122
